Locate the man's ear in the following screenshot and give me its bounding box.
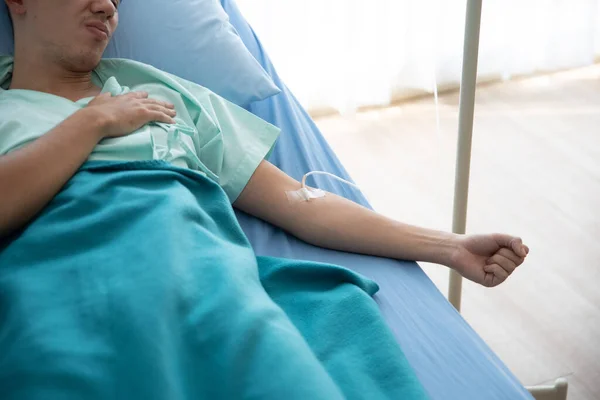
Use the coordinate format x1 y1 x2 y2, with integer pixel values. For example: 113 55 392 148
5 0 27 18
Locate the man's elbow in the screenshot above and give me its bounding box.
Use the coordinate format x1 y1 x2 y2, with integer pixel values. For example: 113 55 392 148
0 206 26 240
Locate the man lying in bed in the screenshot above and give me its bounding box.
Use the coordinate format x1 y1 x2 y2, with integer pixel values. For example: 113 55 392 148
0 1 529 399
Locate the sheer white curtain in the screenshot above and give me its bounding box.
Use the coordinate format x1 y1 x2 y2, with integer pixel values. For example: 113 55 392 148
237 0 600 113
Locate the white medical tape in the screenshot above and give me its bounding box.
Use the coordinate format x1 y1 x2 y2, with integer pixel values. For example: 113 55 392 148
285 170 360 203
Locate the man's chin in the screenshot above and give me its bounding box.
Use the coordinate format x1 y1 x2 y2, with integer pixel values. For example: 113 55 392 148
64 51 104 73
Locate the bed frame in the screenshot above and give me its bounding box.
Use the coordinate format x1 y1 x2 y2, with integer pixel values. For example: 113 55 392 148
526 379 569 400
449 1 568 399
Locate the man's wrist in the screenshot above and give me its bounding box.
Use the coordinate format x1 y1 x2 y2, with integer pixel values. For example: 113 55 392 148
393 226 461 266
436 232 462 267
76 107 109 141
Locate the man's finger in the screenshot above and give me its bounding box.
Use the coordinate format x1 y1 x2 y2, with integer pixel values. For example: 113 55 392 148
511 238 528 257
497 248 524 266
483 264 509 284
486 254 517 274
493 233 517 248
483 272 496 288
147 111 175 124
494 234 527 257
145 104 177 117
127 91 149 99
141 98 175 109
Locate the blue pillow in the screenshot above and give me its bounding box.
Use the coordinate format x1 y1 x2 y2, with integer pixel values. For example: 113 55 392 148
0 0 280 107
0 6 12 55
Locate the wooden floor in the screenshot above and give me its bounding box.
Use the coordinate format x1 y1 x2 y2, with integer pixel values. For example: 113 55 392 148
314 65 600 400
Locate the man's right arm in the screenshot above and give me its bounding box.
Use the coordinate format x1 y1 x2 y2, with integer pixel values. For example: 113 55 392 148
0 91 177 239
0 108 105 238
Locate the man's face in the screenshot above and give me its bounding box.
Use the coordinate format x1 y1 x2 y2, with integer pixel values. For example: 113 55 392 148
10 0 119 71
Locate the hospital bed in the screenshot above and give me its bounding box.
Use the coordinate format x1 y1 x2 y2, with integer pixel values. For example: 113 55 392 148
0 0 567 397
221 0 569 398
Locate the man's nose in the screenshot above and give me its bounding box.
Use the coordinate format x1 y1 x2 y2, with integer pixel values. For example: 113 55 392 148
90 0 117 18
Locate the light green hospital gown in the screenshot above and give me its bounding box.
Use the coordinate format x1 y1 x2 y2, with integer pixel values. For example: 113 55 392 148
0 56 280 202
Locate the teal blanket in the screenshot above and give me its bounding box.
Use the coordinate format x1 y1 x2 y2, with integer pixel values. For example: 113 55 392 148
0 161 428 399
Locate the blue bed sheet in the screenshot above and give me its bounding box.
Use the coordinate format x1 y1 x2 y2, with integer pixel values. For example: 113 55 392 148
222 1 534 399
